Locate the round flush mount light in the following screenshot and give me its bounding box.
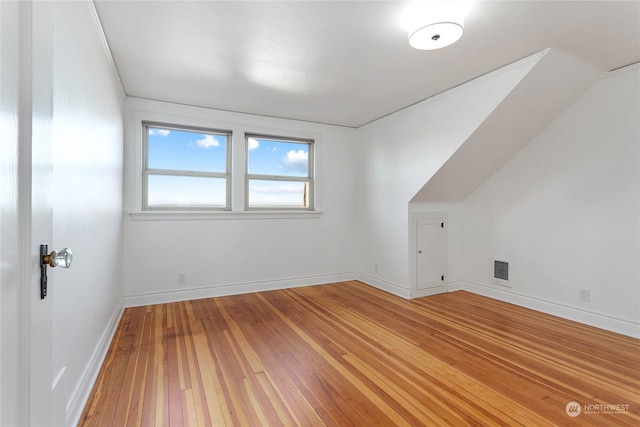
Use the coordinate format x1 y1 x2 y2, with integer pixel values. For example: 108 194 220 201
407 1 464 50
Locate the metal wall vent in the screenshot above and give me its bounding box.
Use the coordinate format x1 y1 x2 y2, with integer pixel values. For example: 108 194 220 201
492 259 512 287
494 260 509 281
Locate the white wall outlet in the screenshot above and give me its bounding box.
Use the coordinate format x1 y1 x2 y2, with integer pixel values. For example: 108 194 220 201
178 272 187 285
579 288 590 302
374 263 379 273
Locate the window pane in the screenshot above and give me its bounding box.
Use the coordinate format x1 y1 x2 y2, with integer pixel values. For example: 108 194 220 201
147 175 227 208
247 138 309 177
248 180 309 208
148 126 227 173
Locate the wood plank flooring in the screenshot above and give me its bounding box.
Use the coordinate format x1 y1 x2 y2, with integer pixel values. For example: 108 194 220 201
79 281 640 426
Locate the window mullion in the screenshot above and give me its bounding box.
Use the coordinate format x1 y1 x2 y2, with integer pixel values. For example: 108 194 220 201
247 174 309 182
147 168 228 179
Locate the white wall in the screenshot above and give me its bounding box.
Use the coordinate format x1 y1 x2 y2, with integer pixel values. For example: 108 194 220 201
460 65 640 337
354 56 540 296
123 98 356 305
51 2 125 424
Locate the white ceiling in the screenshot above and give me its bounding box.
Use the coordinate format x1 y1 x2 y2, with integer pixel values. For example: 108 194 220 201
94 0 640 128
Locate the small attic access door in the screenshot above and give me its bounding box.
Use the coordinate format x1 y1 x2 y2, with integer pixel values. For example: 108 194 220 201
415 217 447 297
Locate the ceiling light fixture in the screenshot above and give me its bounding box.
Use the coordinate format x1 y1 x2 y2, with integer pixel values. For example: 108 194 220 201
407 1 464 50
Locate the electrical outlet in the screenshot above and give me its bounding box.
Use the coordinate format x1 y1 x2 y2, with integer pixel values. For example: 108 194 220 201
178 272 187 285
374 263 379 273
579 288 590 302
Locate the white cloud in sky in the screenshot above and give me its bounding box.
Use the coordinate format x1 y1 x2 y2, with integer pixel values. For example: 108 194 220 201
282 149 308 172
149 129 170 137
148 191 225 207
248 138 260 151
248 182 304 206
196 134 220 148
250 183 301 194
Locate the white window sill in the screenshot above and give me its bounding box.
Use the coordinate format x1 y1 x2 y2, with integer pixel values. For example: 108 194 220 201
128 210 323 221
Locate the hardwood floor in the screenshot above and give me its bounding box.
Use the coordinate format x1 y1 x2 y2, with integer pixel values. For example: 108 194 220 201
79 281 640 426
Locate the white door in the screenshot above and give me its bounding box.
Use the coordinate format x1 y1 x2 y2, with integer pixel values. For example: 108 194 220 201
416 218 446 296
0 3 22 425
1 1 55 425
30 2 56 425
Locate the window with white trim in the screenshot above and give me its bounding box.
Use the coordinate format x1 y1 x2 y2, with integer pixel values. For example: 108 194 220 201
143 122 231 210
246 134 314 210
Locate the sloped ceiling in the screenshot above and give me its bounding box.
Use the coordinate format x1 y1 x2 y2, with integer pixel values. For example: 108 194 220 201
94 1 640 128
411 48 604 204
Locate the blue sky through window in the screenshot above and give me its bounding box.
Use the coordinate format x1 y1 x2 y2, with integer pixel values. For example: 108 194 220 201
146 126 229 208
148 127 227 173
247 136 311 207
145 126 311 208
147 175 227 207
147 129 309 177
247 137 309 177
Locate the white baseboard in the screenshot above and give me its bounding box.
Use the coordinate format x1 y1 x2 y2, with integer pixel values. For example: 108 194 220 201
447 280 463 292
67 302 124 427
356 272 411 299
460 280 640 339
124 272 357 307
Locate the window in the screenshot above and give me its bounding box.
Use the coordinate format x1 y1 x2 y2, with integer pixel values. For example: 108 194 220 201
143 122 231 210
246 134 314 210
